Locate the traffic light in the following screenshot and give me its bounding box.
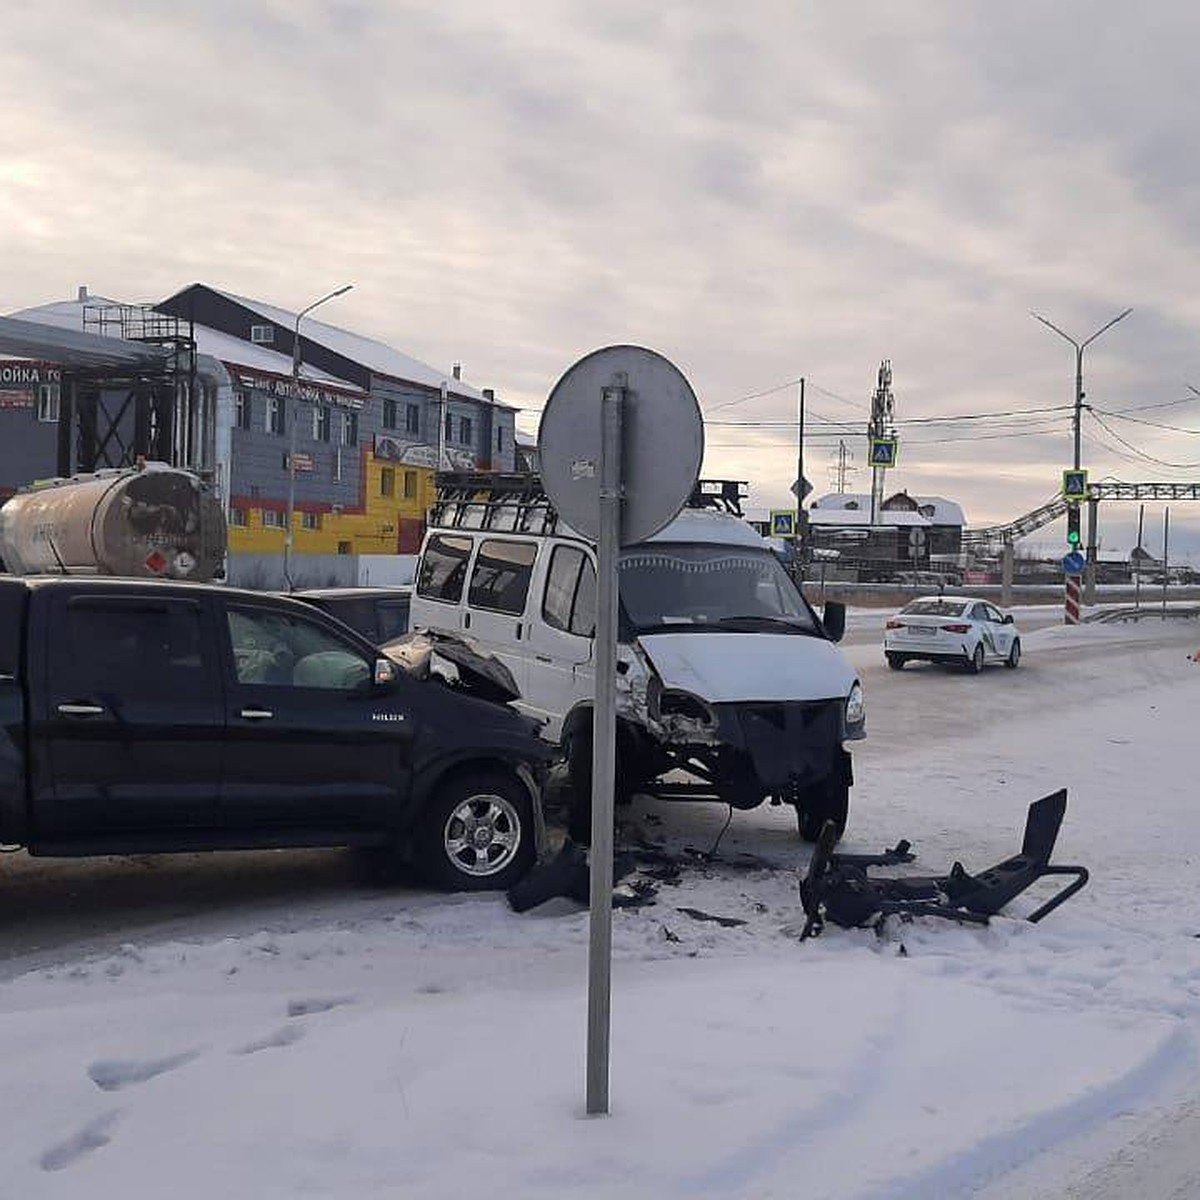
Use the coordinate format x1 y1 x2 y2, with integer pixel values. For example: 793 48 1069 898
1066 504 1081 547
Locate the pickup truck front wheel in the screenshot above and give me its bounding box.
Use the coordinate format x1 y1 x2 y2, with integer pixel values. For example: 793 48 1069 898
416 769 535 891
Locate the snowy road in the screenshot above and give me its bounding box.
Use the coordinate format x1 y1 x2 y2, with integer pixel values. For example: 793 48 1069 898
0 605 1181 968
0 611 1197 1198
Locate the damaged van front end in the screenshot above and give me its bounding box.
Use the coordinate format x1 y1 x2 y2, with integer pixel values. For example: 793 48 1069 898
601 522 865 841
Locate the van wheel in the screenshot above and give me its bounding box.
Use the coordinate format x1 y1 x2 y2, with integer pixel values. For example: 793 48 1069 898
794 779 849 845
415 769 535 891
564 722 638 845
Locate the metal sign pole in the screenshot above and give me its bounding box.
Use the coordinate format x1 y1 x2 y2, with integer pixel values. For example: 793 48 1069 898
537 344 702 1119
586 378 623 1116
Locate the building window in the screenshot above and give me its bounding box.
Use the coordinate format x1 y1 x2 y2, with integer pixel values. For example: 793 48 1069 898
381 467 395 497
36 382 60 423
313 406 331 442
229 506 248 527
262 509 285 528
406 403 420 434
301 511 321 531
341 411 358 446
496 426 504 453
235 391 252 430
460 416 473 444
382 398 397 429
403 470 417 499
267 396 285 435
444 410 453 442
250 324 274 345
337 540 352 556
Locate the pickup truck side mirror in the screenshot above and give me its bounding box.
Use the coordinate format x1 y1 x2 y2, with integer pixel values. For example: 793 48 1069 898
821 600 846 643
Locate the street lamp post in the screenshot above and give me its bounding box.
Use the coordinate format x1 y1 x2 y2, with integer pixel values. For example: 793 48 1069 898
1031 305 1131 612
1030 306 1132 471
283 284 353 590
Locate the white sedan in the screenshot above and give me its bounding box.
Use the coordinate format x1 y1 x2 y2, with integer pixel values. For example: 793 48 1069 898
883 596 1021 673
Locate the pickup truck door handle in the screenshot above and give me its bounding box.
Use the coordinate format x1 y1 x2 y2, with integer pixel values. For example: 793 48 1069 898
57 702 105 717
239 706 275 721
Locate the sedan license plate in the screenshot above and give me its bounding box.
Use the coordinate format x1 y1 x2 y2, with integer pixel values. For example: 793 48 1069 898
907 626 935 636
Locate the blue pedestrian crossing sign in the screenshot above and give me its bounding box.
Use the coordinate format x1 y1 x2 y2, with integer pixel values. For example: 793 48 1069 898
769 509 796 537
1061 468 1089 501
869 438 898 467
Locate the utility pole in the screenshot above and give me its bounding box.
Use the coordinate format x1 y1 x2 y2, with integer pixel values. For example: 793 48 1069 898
831 439 854 493
794 377 806 579
438 380 449 470
1161 508 1171 617
1134 503 1144 610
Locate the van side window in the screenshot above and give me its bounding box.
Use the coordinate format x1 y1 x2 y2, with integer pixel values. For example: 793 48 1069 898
468 539 537 615
543 545 596 637
417 534 474 603
571 555 597 637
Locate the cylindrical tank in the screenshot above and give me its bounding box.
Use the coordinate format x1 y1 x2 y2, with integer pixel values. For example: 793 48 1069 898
0 464 227 582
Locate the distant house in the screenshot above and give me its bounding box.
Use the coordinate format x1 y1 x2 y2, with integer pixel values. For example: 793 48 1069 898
807 490 965 568
514 429 539 473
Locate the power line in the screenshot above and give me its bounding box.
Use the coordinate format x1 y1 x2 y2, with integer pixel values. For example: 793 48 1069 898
707 403 1072 429
702 376 806 414
707 421 1067 449
1089 407 1200 436
1088 411 1200 469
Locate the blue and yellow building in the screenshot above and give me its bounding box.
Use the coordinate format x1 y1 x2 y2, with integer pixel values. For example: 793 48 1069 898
1 284 516 587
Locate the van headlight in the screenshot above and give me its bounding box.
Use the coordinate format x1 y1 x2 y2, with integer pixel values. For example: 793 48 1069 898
845 681 865 729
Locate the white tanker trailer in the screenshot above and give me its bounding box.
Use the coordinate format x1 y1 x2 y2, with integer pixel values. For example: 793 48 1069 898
0 463 227 582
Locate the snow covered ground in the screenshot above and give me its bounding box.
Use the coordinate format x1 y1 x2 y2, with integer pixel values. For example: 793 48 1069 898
1 613 1198 1199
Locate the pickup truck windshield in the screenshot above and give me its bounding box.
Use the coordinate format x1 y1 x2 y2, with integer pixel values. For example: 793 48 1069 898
618 543 819 634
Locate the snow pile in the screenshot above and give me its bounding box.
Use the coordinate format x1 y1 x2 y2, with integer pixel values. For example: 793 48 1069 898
0 618 1197 1198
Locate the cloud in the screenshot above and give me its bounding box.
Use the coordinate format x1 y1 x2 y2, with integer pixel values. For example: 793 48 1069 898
2 0 1199 547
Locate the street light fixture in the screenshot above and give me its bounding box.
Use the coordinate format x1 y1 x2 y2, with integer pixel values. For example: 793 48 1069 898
1030 306 1132 471
283 284 353 590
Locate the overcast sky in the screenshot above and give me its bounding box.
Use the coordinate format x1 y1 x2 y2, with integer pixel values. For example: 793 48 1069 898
3 1 1199 553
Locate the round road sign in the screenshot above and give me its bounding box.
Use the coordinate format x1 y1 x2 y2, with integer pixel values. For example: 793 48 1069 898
537 345 703 545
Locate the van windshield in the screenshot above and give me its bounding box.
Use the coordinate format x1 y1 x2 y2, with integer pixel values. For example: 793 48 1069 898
618 544 820 634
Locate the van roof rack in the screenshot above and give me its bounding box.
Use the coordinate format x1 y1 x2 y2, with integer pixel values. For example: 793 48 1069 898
431 471 560 535
429 472 749 533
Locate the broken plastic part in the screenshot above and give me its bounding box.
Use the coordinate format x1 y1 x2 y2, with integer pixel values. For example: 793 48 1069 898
799 789 1089 939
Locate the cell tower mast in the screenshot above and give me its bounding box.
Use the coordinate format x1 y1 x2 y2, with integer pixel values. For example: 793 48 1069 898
868 360 896 525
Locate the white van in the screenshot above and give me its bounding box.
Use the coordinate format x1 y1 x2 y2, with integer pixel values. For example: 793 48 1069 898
407 476 865 842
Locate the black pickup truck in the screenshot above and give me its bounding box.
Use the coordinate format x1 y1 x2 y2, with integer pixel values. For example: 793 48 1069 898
0 576 551 890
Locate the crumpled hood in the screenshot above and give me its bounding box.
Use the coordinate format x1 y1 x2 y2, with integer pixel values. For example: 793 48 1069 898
637 631 856 704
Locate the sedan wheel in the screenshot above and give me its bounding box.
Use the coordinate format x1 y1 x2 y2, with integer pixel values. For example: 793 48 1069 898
967 643 985 674
886 652 906 670
1005 638 1021 669
417 770 535 890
